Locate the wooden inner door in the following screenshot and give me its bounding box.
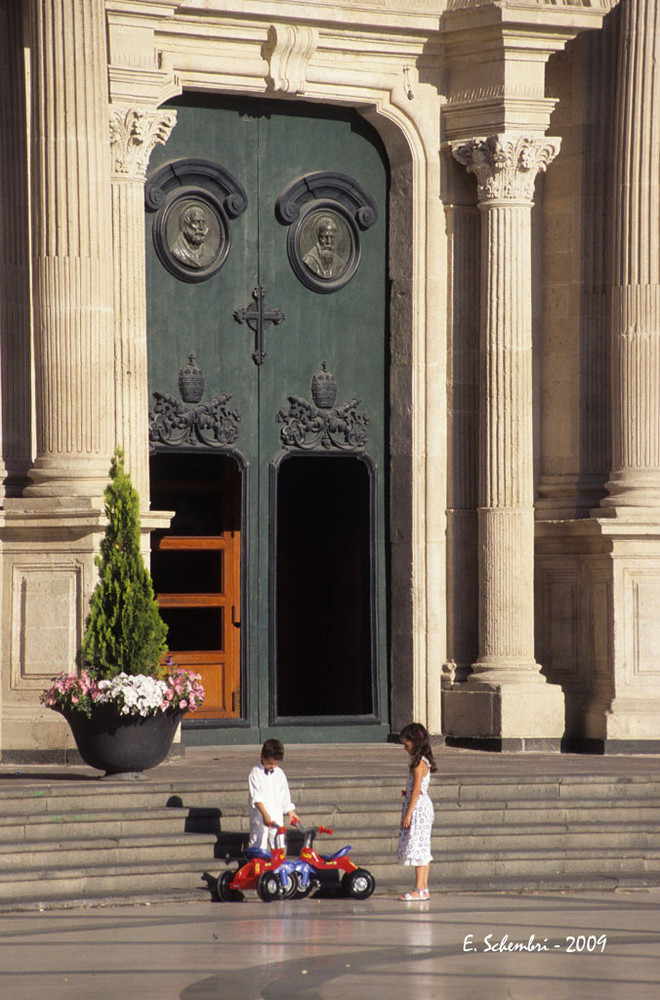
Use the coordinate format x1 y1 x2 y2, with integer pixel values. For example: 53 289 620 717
150 452 241 719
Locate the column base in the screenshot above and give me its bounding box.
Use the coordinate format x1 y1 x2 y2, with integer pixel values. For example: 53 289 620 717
442 677 565 746
24 455 112 499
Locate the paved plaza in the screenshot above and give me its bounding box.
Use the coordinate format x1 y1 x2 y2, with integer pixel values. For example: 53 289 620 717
2 744 660 997
1 889 659 1000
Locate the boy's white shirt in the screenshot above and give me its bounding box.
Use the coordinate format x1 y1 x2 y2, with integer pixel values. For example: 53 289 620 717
247 764 296 849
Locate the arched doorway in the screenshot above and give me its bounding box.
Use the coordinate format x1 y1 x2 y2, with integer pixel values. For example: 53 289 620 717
146 95 390 743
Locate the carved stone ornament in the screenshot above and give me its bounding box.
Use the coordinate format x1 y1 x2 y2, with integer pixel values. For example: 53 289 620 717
276 172 378 294
276 363 369 451
451 134 561 204
262 24 319 94
110 107 178 178
145 159 248 283
149 357 241 450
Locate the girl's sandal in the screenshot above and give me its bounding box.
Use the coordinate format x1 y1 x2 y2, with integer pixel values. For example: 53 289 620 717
398 889 430 901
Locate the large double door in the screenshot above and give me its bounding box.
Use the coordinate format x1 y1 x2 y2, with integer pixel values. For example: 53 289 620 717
146 95 389 742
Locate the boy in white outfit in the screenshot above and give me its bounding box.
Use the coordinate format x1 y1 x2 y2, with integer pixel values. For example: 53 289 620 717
248 738 300 850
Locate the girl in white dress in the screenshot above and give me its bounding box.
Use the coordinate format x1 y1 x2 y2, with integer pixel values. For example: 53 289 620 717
397 722 437 900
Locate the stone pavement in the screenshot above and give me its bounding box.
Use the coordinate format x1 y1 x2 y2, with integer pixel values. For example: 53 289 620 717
4 738 660 786
1 889 659 999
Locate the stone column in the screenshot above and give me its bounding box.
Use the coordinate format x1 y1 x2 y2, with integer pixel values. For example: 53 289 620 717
444 203 480 682
601 0 660 514
0 1 32 497
109 107 176 504
25 0 114 498
448 134 564 744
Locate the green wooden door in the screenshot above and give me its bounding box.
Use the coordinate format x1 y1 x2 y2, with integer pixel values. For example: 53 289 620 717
146 96 389 744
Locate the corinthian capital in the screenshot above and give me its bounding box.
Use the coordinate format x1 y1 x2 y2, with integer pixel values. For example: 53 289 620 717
451 134 561 203
110 107 177 179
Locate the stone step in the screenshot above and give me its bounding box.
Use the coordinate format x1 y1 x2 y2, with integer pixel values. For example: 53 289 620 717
215 826 660 863
4 777 660 822
0 807 192 843
341 845 660 873
5 773 660 815
0 858 214 904
0 832 217 871
3 768 660 909
301 801 660 824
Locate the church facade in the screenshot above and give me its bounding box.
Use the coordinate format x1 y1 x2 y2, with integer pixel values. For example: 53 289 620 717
1 0 658 757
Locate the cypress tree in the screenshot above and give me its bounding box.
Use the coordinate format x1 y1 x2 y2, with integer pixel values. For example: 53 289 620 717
80 448 168 679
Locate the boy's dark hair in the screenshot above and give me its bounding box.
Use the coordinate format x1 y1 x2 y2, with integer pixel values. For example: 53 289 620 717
399 722 437 773
261 738 284 761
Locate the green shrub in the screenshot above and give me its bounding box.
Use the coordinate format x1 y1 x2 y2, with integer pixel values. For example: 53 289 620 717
80 448 168 679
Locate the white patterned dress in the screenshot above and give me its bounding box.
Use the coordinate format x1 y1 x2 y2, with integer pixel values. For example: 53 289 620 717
397 756 434 866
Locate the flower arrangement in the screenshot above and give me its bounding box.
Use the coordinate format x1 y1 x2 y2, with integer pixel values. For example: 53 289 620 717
41 449 205 724
41 661 205 719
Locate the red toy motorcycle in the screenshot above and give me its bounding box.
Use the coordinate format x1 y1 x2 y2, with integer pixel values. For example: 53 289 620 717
289 820 375 900
215 824 297 902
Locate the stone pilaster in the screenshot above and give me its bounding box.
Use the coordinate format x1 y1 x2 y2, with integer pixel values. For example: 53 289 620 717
110 107 176 504
444 134 564 746
25 0 114 498
601 0 660 514
0 1 32 498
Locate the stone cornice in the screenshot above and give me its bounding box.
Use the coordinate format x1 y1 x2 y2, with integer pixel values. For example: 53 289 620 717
451 134 561 203
447 0 616 10
441 0 615 140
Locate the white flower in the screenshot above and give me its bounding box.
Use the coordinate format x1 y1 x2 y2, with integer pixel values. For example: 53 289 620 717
94 673 168 718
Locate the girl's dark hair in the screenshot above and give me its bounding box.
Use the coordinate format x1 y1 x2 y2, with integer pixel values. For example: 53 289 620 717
399 722 437 773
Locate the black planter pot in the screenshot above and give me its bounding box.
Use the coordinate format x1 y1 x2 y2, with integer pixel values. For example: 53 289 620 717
60 704 184 776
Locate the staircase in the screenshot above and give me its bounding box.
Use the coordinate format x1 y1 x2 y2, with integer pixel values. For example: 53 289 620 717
2 766 660 909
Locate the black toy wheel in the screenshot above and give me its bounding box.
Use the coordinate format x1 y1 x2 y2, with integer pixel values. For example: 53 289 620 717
281 872 298 899
292 872 313 899
257 871 282 902
216 869 244 902
342 868 375 900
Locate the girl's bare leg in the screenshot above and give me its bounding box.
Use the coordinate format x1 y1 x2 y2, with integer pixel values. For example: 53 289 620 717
415 864 430 892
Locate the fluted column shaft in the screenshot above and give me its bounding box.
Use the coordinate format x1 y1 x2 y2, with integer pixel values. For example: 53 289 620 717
602 0 660 511
109 108 176 504
0 1 31 497
446 204 480 676
452 134 560 683
26 0 114 497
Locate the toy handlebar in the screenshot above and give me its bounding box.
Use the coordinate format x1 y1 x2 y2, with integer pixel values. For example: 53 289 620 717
290 819 334 836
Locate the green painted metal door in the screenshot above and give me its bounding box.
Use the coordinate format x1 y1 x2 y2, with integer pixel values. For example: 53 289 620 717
146 96 389 743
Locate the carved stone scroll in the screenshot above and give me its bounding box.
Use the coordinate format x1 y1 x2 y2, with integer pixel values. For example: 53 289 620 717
262 24 318 95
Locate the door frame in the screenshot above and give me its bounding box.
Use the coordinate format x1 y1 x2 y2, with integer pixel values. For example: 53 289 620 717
108 5 446 736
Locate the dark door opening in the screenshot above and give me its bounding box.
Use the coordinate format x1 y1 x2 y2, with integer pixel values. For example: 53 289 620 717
150 451 242 719
275 454 375 718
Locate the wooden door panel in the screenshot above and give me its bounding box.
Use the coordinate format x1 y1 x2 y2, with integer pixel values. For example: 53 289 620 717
167 651 236 719
155 530 240 719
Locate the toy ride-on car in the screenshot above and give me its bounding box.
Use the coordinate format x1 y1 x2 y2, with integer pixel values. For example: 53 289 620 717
215 825 297 902
290 820 376 900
